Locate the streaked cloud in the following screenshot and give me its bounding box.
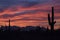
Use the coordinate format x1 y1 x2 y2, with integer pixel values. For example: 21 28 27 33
0 0 60 29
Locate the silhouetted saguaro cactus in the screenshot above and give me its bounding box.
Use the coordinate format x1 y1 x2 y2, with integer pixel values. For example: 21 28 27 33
8 19 11 31
48 7 56 31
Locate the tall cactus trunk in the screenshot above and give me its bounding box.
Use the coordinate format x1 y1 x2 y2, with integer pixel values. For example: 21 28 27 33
51 7 54 31
48 7 56 32
8 19 10 31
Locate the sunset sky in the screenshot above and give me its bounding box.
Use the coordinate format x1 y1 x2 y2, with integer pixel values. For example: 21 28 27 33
0 0 60 29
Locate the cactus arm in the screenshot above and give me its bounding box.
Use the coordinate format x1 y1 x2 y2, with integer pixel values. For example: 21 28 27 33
54 21 56 24
48 14 51 25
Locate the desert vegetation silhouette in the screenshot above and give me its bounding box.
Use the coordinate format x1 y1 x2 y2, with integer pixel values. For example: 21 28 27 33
48 7 56 32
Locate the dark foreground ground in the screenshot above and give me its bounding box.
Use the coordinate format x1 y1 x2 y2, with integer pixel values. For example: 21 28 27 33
0 26 60 40
0 31 60 40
